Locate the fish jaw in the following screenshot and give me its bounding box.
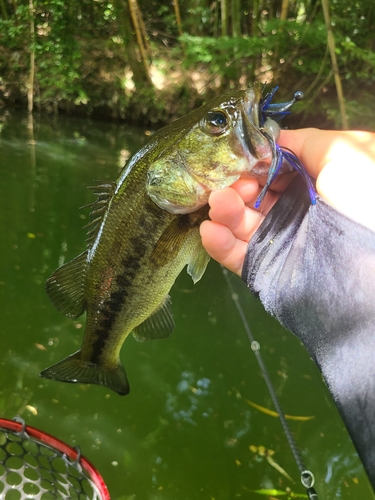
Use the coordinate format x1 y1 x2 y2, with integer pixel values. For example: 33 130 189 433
235 89 278 178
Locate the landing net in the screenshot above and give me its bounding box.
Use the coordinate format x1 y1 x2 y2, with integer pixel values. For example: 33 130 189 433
0 417 110 500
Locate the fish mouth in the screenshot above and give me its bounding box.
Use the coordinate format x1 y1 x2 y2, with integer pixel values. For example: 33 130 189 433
245 86 262 127
240 87 275 164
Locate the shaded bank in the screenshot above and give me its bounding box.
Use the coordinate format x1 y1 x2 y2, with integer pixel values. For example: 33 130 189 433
1 0 375 129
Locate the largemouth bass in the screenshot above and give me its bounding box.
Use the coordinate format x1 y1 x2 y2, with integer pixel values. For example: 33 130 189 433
40 86 291 395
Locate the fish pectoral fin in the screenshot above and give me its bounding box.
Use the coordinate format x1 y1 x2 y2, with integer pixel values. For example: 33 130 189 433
45 251 88 319
40 350 130 396
187 242 210 284
132 296 175 341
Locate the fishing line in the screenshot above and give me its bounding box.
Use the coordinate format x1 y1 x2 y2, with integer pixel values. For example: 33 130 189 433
222 266 318 500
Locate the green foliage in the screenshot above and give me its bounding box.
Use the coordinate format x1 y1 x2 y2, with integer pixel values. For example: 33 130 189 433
33 9 83 103
0 0 374 128
180 34 268 79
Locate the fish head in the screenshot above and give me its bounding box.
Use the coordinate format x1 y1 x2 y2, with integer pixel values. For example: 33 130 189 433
147 86 280 214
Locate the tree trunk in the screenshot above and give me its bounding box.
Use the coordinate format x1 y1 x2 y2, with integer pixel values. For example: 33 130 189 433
114 0 152 88
321 0 348 129
231 0 241 38
172 0 183 37
0 0 8 19
128 0 152 86
280 0 289 20
28 0 35 114
221 0 228 36
251 0 258 36
272 0 289 77
135 0 150 52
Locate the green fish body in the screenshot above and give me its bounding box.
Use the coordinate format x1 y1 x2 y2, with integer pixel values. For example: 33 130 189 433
41 87 279 395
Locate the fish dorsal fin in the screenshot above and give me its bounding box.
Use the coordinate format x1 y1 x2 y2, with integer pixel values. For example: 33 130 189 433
45 251 87 319
132 296 175 341
187 242 210 284
83 181 116 246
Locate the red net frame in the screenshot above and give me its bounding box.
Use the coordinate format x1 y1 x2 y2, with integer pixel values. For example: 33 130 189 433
0 417 110 500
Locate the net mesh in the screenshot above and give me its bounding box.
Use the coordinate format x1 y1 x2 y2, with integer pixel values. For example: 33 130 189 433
0 418 108 500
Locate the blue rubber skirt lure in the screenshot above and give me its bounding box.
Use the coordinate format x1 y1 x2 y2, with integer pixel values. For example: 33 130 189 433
255 86 317 209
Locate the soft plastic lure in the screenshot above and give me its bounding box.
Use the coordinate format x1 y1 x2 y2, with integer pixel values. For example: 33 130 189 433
255 86 317 209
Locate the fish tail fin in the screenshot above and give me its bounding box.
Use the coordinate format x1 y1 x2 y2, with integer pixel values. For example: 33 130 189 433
39 350 130 396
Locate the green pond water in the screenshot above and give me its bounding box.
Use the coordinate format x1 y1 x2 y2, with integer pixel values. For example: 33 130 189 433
0 110 373 499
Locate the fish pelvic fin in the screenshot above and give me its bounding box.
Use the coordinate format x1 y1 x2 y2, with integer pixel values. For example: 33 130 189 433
187 241 210 284
40 350 130 396
45 251 87 319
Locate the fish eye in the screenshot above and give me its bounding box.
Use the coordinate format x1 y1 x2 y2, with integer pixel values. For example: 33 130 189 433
203 110 229 135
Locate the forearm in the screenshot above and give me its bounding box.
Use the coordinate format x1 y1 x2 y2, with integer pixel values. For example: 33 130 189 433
242 176 375 487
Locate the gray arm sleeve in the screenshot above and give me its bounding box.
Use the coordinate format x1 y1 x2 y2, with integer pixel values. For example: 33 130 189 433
242 176 375 487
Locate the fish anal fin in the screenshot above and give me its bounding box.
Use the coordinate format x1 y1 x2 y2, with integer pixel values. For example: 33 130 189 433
45 251 87 319
133 296 175 341
187 242 210 284
84 181 116 246
40 350 130 396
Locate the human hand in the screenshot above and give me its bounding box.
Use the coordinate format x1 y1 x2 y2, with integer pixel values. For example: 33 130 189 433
200 128 375 276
